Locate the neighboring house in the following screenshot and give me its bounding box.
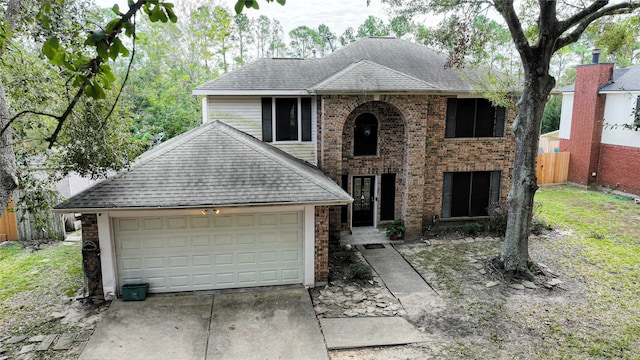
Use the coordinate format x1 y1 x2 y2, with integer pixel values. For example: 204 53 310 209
556 61 640 195
194 37 516 240
54 37 517 299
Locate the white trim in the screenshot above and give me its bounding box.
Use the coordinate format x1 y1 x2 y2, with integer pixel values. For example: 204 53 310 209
98 205 318 296
201 97 208 124
97 213 117 300
303 205 315 287
193 89 309 96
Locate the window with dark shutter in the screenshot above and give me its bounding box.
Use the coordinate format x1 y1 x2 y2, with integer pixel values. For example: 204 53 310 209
275 98 298 141
445 98 506 138
442 171 501 218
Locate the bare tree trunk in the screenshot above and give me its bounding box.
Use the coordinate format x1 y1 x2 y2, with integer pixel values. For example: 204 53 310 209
500 63 555 279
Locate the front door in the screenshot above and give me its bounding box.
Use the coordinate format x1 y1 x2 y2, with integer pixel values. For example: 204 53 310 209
352 176 375 227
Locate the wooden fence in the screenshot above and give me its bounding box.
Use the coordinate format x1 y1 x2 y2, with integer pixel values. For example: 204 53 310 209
0 200 19 242
0 196 64 242
536 152 570 185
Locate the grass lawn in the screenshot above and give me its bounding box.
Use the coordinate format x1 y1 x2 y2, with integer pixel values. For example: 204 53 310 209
0 241 83 335
388 185 640 359
533 185 640 358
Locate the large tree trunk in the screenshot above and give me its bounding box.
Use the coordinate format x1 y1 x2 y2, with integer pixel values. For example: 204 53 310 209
0 0 22 213
0 78 18 213
500 62 555 279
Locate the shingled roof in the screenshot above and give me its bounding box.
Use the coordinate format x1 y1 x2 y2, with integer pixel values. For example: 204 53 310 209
193 37 481 95
54 121 352 212
555 64 640 93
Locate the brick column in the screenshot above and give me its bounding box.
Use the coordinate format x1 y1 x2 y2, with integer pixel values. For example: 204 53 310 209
314 206 329 284
80 214 103 298
561 63 613 187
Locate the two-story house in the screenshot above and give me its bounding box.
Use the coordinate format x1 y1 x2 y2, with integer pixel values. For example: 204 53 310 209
556 60 640 195
55 37 515 298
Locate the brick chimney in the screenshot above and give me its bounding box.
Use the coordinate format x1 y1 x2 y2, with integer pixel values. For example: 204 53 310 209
560 58 613 187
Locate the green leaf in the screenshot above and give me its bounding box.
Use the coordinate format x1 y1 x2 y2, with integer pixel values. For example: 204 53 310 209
165 7 178 23
100 64 116 83
124 21 135 37
276 0 286 4
96 41 109 60
42 37 60 60
234 1 244 14
51 51 66 66
112 4 120 15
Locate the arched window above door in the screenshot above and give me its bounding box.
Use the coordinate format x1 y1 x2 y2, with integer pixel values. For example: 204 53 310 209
354 113 378 156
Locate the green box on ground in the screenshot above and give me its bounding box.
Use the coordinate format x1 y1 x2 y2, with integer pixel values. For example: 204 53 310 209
121 283 149 301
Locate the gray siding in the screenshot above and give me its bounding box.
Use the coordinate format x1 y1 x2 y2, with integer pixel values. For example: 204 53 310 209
206 96 318 165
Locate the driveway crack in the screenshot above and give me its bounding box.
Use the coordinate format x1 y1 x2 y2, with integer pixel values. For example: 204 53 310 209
203 295 215 360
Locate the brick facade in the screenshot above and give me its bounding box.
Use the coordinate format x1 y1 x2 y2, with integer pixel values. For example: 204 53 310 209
80 214 103 297
560 63 614 186
318 94 515 240
597 144 640 195
314 206 330 284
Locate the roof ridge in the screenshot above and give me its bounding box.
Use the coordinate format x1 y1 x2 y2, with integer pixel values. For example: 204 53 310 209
310 59 437 90
214 122 351 200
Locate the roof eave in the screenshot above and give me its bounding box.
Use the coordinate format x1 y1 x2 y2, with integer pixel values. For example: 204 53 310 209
193 89 311 96
53 199 353 214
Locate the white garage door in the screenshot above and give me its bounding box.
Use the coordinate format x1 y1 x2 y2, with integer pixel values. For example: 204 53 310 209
113 211 304 293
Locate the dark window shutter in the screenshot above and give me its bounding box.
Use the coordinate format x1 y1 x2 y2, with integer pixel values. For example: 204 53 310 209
494 106 506 137
380 174 396 221
489 171 501 205
261 98 273 142
301 98 312 141
341 174 348 223
446 98 457 138
442 172 453 218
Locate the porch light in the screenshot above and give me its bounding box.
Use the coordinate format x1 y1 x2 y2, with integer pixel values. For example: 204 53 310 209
201 209 221 215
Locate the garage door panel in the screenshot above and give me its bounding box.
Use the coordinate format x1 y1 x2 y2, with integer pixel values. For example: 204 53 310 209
115 212 304 293
191 235 210 247
142 218 163 230
213 234 233 246
237 233 256 245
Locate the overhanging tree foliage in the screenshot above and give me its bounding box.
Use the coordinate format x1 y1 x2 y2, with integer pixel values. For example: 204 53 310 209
383 0 640 278
0 0 288 228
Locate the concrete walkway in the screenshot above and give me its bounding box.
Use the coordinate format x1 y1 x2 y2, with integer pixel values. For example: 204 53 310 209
317 243 439 350
357 243 442 320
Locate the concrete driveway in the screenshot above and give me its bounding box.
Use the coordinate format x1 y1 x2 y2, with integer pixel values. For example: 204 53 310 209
79 287 328 360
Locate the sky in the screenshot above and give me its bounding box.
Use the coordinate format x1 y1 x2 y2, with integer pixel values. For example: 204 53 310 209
93 0 393 37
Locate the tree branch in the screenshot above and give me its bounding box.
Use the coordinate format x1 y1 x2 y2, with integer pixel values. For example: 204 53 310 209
493 0 532 60
555 2 640 51
557 0 610 34
43 0 148 148
1 110 59 137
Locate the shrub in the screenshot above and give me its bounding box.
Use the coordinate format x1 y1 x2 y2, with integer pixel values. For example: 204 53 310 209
348 262 373 281
463 221 485 236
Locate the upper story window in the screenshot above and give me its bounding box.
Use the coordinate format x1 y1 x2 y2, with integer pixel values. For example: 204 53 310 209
446 98 506 138
261 97 312 142
354 113 378 156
